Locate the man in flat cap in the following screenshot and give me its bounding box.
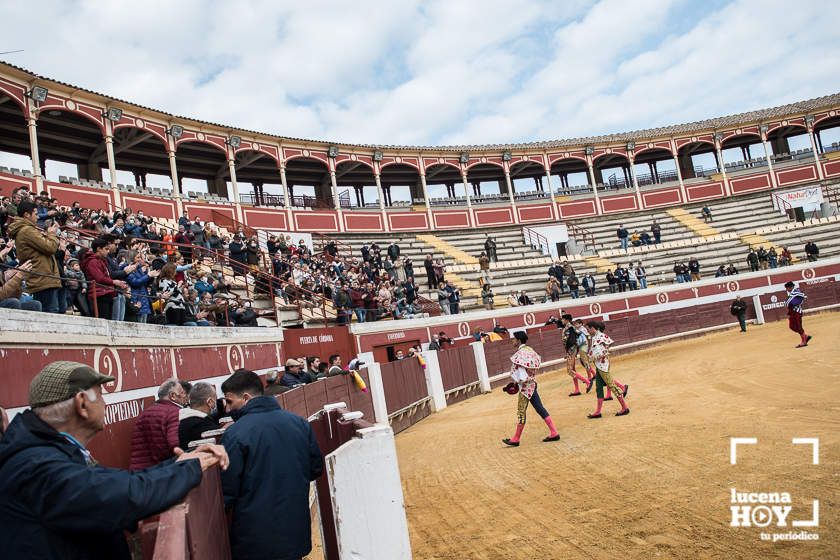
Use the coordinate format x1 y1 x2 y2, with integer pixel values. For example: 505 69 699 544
0 361 229 559
280 357 313 388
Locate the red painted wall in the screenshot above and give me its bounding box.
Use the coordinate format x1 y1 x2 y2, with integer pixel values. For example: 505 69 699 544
517 203 553 222
388 212 429 231
432 210 470 229
343 212 383 232
687 182 724 201
729 173 771 194
557 199 597 218
474 207 514 226
242 208 289 230
600 194 638 213
776 165 817 186
642 188 681 207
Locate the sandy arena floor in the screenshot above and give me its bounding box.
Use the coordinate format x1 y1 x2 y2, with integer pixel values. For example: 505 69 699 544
394 313 840 559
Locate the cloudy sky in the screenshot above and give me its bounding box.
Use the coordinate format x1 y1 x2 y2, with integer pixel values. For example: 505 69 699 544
2 0 838 149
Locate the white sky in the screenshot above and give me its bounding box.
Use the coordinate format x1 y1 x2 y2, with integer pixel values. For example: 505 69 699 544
1 0 839 196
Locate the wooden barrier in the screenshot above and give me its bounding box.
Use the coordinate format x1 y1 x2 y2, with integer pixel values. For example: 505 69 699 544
380 358 431 433
437 345 481 405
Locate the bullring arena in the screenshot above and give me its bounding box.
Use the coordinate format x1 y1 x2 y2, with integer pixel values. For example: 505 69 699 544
2 36 840 559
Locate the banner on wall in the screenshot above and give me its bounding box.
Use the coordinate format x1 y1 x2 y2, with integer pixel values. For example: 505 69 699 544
772 185 824 214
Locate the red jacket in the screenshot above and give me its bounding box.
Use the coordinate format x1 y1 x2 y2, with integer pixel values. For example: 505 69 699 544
81 252 116 299
129 399 181 471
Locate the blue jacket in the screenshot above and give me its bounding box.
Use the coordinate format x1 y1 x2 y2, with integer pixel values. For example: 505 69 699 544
0 410 202 559
126 267 153 315
220 396 323 560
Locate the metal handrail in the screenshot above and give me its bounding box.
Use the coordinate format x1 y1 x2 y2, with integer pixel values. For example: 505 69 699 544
522 226 549 255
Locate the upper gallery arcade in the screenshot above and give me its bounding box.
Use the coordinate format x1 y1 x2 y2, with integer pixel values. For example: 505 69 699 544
1 60 839 233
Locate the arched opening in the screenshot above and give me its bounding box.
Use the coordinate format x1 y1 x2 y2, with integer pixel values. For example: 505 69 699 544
549 158 590 194
766 126 810 165
35 109 104 183
509 161 549 200
815 116 840 154
379 163 421 207
335 160 377 208
465 163 505 203
425 163 464 205
230 149 283 206
175 140 229 200
0 93 32 176
593 153 632 191
677 141 719 179
633 148 677 187
720 134 766 172
110 127 172 195
283 156 332 208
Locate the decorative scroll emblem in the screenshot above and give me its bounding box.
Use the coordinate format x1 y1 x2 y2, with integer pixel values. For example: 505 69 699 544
66 100 76 111
226 345 245 372
94 347 123 393
197 132 205 141
251 142 259 151
135 119 145 129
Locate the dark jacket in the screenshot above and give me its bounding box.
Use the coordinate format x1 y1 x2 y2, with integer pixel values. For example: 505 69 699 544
0 410 201 560
129 399 181 471
81 252 116 300
221 396 323 560
178 409 221 450
281 369 314 388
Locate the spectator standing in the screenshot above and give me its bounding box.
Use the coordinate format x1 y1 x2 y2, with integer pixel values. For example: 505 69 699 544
582 272 596 297
446 282 461 314
768 246 778 268
129 379 188 470
220 370 323 560
651 220 661 244
746 248 759 272
616 224 629 250
545 277 562 302
484 235 498 262
688 257 701 281
606 270 617 293
7 200 62 312
437 281 451 315
81 238 127 319
567 274 580 299
387 241 401 262
730 296 748 333
673 261 685 283
757 247 769 270
178 382 221 449
0 361 227 560
423 254 436 289
228 235 247 275
804 241 819 262
479 252 490 284
63 257 89 315
126 252 159 323
635 262 648 289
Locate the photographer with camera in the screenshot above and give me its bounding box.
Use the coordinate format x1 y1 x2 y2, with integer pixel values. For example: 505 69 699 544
7 200 63 313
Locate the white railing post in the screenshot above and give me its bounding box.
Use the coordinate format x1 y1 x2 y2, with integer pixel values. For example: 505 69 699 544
421 350 447 412
358 352 389 424
471 342 491 393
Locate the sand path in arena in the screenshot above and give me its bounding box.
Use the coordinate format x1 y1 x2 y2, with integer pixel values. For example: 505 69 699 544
395 313 840 560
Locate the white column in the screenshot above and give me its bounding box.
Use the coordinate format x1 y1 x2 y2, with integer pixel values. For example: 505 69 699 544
470 342 491 393
419 170 433 229
715 138 731 197
227 152 240 203
167 148 181 197
461 169 472 209
543 156 559 221
358 352 389 425
104 129 121 208
504 166 519 224
421 350 447 412
374 171 385 210
760 128 778 189
586 155 601 215
670 139 687 202
25 101 43 191
628 154 642 208
279 164 291 208
807 122 825 180
329 167 340 211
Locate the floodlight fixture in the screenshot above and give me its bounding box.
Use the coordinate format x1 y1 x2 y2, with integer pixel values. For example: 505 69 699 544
502 150 512 161
373 150 383 162
805 115 815 128
26 86 48 103
226 136 242 148
103 107 123 122
328 146 339 158
584 146 594 156
459 152 470 164
168 125 184 139
625 141 635 151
